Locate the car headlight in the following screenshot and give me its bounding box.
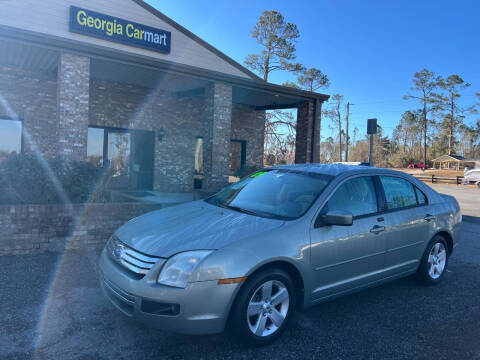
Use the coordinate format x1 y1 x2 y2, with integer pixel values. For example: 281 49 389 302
158 250 213 288
106 235 124 264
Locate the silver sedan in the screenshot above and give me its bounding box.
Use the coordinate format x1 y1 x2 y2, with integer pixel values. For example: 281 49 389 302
99 164 461 345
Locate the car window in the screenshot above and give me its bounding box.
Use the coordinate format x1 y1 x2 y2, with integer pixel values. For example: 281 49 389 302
205 170 332 219
326 176 378 217
380 176 417 210
415 186 427 205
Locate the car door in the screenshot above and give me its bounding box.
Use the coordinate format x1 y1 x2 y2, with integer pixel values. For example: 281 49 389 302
379 176 432 276
310 175 388 300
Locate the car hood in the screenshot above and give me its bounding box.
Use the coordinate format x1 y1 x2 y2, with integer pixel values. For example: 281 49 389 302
115 200 285 257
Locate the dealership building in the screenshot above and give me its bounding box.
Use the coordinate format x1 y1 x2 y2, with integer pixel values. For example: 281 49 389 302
0 0 328 193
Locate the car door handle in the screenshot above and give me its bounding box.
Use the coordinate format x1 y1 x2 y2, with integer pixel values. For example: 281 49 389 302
370 225 385 234
424 214 435 222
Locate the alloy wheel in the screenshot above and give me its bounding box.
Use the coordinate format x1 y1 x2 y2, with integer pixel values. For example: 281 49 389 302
428 242 447 279
246 280 290 337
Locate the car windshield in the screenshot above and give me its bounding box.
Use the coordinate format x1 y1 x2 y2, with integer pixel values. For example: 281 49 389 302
205 169 332 220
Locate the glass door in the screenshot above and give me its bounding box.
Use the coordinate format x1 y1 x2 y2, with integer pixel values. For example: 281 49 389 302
131 130 154 190
107 131 131 189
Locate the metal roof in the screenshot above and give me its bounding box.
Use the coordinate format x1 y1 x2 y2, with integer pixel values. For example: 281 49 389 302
432 154 465 162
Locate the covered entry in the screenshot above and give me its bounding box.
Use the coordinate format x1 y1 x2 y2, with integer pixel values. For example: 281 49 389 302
0 0 328 194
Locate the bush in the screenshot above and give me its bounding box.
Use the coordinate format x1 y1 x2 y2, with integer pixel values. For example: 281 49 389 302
0 154 110 204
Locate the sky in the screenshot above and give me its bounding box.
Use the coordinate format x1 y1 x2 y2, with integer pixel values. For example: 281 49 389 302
147 0 479 139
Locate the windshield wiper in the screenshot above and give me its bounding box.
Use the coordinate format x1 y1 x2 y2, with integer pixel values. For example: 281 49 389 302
222 204 258 216
221 205 289 220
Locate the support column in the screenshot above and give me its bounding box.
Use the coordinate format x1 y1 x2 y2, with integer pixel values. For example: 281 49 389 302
204 82 232 192
57 53 90 160
312 99 322 163
295 101 314 163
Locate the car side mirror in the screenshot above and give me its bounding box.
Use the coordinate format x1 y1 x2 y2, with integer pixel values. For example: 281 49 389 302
316 210 353 227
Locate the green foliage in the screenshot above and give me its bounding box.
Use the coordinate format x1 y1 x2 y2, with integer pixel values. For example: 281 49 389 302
435 74 474 155
402 69 443 165
282 80 300 89
297 67 330 91
0 154 110 204
244 10 302 81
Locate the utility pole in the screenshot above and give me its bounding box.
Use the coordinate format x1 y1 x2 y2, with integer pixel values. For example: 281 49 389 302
345 102 353 162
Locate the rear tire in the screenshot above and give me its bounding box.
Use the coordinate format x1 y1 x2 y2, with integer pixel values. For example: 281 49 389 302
229 268 296 346
417 235 449 285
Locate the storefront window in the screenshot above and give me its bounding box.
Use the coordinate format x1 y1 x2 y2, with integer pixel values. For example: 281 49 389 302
195 137 203 174
0 119 22 161
87 127 104 167
87 126 153 190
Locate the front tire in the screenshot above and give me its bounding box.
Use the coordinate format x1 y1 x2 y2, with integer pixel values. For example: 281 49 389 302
417 235 449 285
229 268 296 346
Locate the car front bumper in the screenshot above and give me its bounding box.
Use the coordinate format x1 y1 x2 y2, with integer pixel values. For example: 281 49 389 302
98 249 239 335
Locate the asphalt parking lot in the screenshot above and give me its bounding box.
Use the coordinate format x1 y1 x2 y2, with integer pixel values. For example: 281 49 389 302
1 186 480 360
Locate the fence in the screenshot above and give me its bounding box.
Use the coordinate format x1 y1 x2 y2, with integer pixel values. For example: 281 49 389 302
414 174 464 185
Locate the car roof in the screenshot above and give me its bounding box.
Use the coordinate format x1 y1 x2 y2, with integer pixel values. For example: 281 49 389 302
269 163 405 177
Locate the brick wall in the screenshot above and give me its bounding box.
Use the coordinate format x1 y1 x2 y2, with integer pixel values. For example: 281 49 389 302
0 203 162 256
57 53 90 160
89 79 205 192
0 63 266 192
295 101 314 164
231 103 265 169
0 65 57 158
204 82 232 191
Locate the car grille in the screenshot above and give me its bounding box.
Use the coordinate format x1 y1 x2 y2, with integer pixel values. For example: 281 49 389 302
102 276 135 316
107 236 163 276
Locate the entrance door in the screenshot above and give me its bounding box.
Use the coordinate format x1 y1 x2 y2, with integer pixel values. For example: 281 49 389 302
229 140 246 176
107 131 131 189
131 130 154 190
87 127 154 190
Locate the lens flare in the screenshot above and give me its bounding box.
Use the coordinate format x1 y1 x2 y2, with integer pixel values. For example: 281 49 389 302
1 72 171 355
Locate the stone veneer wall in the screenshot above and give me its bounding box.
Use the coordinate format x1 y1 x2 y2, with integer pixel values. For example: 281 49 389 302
90 80 265 191
0 203 162 256
89 79 205 192
295 101 314 164
0 61 266 192
231 103 265 169
203 82 232 191
0 65 58 158
56 53 90 160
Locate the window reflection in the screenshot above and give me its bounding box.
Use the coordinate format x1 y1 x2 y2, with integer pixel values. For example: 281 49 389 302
0 119 22 161
195 137 203 174
87 127 104 167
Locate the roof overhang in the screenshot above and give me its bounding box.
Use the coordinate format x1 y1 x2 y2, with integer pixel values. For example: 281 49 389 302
432 155 465 162
0 25 329 109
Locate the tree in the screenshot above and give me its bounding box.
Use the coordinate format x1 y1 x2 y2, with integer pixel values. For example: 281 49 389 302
392 110 422 162
282 80 300 89
403 69 441 168
323 94 345 162
458 121 480 158
263 110 296 165
297 67 330 92
245 10 302 82
320 136 336 163
436 75 473 155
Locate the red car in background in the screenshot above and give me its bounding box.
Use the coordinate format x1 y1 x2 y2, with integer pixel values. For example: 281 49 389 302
408 163 429 169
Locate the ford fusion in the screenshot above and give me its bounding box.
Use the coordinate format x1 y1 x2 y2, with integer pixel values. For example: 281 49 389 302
99 164 461 345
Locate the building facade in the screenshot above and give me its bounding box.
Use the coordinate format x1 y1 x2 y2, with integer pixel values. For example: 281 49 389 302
0 0 328 193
